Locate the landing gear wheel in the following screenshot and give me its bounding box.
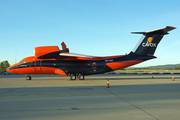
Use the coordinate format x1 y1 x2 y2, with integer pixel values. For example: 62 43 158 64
78 74 84 80
26 76 31 80
70 74 76 80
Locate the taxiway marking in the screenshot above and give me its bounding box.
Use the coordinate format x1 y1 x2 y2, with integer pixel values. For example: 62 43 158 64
1 93 180 98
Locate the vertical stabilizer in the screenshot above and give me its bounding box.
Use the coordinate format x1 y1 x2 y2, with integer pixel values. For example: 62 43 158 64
131 26 176 55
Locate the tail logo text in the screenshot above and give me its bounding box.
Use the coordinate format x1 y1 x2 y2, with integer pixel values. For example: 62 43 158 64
142 37 156 47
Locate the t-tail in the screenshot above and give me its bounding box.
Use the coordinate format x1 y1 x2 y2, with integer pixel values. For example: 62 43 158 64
131 26 176 56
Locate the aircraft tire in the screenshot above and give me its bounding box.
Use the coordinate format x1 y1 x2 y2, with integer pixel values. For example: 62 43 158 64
26 76 31 80
70 74 76 80
78 74 84 80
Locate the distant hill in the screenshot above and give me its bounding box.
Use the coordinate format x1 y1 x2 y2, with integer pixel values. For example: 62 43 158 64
128 63 180 70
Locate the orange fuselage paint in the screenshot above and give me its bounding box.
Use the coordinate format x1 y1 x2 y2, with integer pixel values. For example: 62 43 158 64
7 56 68 76
35 46 60 59
7 53 154 77
106 60 144 71
7 52 155 77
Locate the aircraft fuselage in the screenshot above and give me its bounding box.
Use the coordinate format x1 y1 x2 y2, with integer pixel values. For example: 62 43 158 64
7 52 155 80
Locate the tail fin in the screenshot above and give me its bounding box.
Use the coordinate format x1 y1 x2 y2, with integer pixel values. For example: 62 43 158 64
131 26 176 55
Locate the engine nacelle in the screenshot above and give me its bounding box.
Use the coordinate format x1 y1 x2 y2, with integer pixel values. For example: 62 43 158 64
34 46 60 59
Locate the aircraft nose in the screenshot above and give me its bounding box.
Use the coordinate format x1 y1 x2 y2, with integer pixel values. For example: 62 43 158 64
6 66 16 74
6 67 10 72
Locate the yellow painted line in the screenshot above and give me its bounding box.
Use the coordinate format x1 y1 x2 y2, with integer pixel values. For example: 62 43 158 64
0 93 180 98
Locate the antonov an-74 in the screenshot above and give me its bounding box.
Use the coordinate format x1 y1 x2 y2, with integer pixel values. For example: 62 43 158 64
7 26 176 80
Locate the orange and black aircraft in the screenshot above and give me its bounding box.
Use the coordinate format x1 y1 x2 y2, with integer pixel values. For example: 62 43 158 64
7 26 176 80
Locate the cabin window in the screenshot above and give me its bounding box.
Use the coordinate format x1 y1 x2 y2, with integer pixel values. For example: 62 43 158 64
92 62 97 69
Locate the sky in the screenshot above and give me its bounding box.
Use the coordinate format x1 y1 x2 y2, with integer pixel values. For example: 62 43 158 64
0 0 180 67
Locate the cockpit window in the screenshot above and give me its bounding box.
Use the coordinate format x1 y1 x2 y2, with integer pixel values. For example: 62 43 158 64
19 60 26 63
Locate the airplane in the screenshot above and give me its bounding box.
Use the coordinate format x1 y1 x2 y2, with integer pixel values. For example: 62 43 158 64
6 26 176 80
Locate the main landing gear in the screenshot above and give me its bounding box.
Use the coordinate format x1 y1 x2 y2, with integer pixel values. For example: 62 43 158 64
69 73 84 80
26 74 31 80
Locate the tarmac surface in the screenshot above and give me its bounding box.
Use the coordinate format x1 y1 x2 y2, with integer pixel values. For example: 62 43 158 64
0 74 180 120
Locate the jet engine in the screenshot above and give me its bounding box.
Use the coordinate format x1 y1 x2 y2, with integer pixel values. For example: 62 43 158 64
34 46 60 59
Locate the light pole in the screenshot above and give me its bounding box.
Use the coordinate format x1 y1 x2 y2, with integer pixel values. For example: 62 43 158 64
15 55 17 64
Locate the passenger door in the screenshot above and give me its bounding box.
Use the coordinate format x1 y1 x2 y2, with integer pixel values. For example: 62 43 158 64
35 60 41 72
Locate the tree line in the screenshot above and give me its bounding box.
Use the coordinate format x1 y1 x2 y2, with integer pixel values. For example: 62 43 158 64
0 61 10 72
129 67 180 70
164 67 180 70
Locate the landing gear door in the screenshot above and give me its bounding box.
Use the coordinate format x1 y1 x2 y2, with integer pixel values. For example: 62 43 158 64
35 60 41 72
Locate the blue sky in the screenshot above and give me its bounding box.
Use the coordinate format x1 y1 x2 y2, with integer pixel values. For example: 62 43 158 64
0 0 180 67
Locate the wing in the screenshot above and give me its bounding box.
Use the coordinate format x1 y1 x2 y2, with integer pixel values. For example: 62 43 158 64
35 42 95 59
60 42 95 59
59 53 94 59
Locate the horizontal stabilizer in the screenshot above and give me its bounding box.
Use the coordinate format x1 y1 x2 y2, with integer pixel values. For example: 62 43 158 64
131 26 176 35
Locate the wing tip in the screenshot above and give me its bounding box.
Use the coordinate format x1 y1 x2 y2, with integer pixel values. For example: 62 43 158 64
167 26 176 29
